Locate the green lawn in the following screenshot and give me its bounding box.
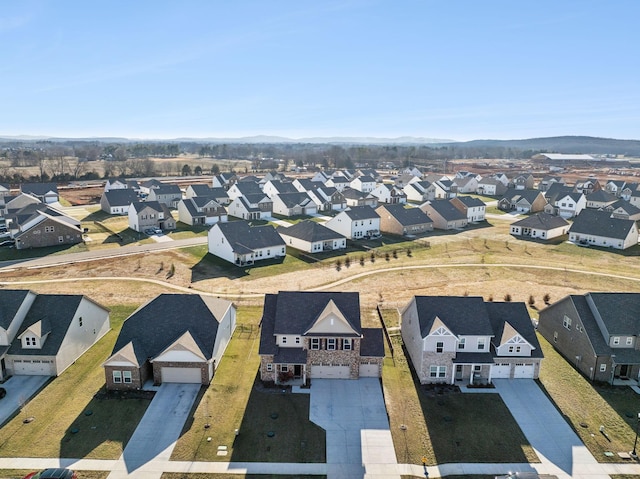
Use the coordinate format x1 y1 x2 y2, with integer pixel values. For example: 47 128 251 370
171 307 326 463
382 336 538 466
537 334 640 462
0 305 150 460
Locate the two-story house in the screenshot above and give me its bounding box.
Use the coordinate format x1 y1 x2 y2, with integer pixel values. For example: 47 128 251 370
370 183 407 205
258 291 384 385
177 197 227 226
538 293 640 384
147 184 182 208
401 296 542 385
208 220 286 266
325 206 380 240
128 201 176 232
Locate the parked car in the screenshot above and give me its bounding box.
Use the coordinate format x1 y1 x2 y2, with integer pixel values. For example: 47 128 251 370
144 228 156 236
23 469 77 479
153 227 163 235
0 239 15 247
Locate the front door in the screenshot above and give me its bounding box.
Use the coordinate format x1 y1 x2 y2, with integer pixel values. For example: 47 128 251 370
620 364 630 378
455 365 463 380
294 364 302 378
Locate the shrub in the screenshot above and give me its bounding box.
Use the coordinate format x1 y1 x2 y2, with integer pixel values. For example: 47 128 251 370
504 293 512 302
543 293 551 304
385 252 390 261
344 256 351 268
528 295 535 306
335 259 342 271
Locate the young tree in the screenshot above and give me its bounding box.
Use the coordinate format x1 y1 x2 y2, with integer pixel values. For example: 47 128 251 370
504 293 512 302
543 293 551 304
528 295 535 307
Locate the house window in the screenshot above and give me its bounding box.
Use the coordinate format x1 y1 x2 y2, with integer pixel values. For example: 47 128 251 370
281 365 289 372
282 337 287 344
627 337 633 346
327 338 336 350
79 317 83 327
458 338 465 350
295 337 300 344
343 339 352 350
45 226 54 233
563 315 572 330
477 339 485 350
436 341 444 353
515 346 521 353
123 371 132 383
613 337 620 345
58 236 64 242
311 338 320 350
473 365 482 372
508 346 514 353
113 371 122 383
267 363 273 372
429 366 446 378
600 364 607 372
25 337 36 346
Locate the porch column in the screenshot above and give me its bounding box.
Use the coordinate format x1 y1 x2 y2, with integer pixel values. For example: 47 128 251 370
470 365 474 385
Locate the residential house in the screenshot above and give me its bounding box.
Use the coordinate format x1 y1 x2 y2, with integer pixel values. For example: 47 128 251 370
349 175 376 193
277 220 346 253
212 172 237 189
3 194 44 226
510 213 570 240
356 168 381 182
227 194 273 220
538 175 566 192
420 199 468 230
12 205 83 250
303 184 346 212
208 221 286 266
585 190 618 209
510 174 535 190
0 290 110 380
543 191 586 219
370 183 407 204
226 180 263 200
324 176 350 192
568 209 638 250
139 179 163 196
177 197 227 226
573 178 601 195
498 188 547 214
432 179 457 199
450 196 486 222
631 189 640 209
537 293 640 383
604 180 627 197
128 201 176 232
147 184 182 208
271 192 318 217
104 294 235 390
452 176 479 194
491 173 510 187
476 177 507 196
311 170 333 183
620 183 639 202
325 206 380 240
400 166 423 178
258 291 384 385
605 200 640 221
394 172 421 188
342 188 378 208
263 180 298 199
403 180 436 203
104 178 128 192
20 183 59 204
263 171 288 183
184 185 230 205
375 204 433 236
401 296 542 384
100 189 139 215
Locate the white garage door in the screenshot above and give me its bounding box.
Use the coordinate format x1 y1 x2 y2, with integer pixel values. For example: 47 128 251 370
359 363 380 377
310 364 350 379
161 367 202 383
12 359 53 375
514 363 535 379
492 363 511 379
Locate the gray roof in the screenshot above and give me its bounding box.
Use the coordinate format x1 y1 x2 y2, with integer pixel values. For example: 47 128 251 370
188 184 214 196
586 190 617 203
608 199 640 216
216 221 285 253
511 212 569 230
342 188 369 200
355 175 375 183
132 200 163 213
235 182 263 196
277 220 345 242
181 197 223 217
102 189 139 207
342 205 380 220
454 195 485 208
589 293 640 336
502 188 544 204
0 289 32 330
413 296 494 338
8 295 87 356
376 204 432 226
268 181 298 194
569 209 636 240
275 192 313 208
423 199 467 221
544 183 574 199
152 184 181 195
111 294 231 364
485 302 543 359
361 328 385 357
20 182 58 196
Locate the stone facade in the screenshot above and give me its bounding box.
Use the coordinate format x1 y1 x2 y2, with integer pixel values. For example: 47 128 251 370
152 360 209 385
420 351 456 384
260 355 276 382
15 217 82 250
104 364 149 391
307 337 361 379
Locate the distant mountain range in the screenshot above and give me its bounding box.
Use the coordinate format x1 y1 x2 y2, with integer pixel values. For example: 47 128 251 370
1 134 639 155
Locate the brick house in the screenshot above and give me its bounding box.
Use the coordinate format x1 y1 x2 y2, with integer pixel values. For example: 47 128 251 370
12 205 83 250
258 291 384 385
103 294 236 390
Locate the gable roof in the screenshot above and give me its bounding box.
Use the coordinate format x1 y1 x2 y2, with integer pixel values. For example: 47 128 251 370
277 220 345 242
502 188 544 204
103 189 139 207
412 296 494 338
544 183 574 200
188 184 214 196
485 302 543 358
215 221 285 252
376 204 432 226
342 205 380 220
151 184 181 196
586 190 617 203
608 199 640 216
267 180 298 195
453 196 485 208
0 289 33 330
275 192 314 208
7 295 86 356
20 182 58 197
569 209 636 239
110 294 232 364
511 212 569 230
131 200 164 214
268 291 362 336
422 199 467 221
234 181 263 196
588 293 640 336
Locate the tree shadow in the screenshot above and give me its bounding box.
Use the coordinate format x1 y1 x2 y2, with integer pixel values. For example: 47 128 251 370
190 254 248 282
229 375 326 463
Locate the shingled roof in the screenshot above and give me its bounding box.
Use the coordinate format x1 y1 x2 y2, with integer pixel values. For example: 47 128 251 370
569 209 636 240
216 221 285 253
277 220 345 242
511 212 569 230
376 204 432 226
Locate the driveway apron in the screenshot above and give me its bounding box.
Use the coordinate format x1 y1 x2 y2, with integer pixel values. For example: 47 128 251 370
0 375 49 426
107 383 200 479
493 379 612 478
308 378 400 479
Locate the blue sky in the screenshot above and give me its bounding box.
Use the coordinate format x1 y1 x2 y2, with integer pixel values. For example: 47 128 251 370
2 1 639 141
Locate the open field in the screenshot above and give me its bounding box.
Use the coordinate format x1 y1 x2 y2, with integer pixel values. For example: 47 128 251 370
0 472 108 479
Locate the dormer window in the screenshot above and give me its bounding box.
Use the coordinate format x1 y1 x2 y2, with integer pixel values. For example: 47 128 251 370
25 337 36 346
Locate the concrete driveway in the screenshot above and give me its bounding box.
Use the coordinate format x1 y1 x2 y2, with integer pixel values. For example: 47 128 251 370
107 383 201 479
0 375 49 426
307 378 400 479
493 379 613 478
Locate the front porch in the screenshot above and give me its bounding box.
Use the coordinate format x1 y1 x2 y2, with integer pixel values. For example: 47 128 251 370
274 348 308 386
